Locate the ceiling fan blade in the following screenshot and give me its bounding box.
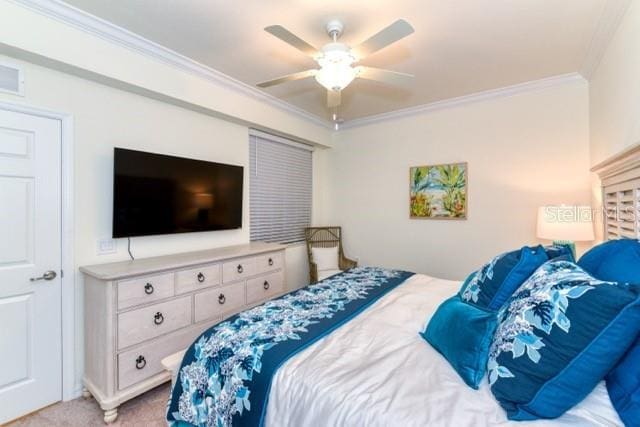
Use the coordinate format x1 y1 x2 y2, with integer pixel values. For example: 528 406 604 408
356 66 414 85
257 69 318 88
264 25 319 57
352 19 415 59
327 89 341 108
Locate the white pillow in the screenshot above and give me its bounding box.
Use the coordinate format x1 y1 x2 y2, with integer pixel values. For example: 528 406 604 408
311 246 340 271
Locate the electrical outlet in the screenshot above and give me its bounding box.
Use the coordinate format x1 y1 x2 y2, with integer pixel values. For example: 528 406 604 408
97 238 117 255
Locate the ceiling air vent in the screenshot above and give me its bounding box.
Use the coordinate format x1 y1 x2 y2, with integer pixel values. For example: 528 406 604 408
0 62 24 96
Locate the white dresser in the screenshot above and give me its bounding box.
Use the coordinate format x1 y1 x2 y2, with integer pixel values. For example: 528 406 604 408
80 242 286 423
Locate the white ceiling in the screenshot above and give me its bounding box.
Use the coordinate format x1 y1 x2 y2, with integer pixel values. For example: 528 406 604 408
62 0 608 122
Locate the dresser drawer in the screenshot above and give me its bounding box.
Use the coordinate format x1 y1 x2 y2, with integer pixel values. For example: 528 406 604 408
175 263 221 294
117 318 220 390
222 257 256 283
118 296 192 349
194 282 245 323
247 271 285 305
117 272 174 310
255 251 283 274
117 326 193 390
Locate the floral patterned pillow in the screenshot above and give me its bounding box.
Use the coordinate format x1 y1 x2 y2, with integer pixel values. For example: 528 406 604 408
459 246 548 311
488 260 640 421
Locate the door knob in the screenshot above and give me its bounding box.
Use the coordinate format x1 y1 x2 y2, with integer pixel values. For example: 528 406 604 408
30 270 57 281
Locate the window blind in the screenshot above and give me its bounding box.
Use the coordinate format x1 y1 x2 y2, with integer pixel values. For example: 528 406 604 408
249 131 313 244
603 178 640 240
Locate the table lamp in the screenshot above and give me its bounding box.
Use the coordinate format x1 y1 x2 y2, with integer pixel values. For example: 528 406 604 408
536 205 595 257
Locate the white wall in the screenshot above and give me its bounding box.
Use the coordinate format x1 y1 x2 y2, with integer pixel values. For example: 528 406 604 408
587 2 639 242
325 80 591 280
0 1 332 146
0 56 319 396
589 1 640 166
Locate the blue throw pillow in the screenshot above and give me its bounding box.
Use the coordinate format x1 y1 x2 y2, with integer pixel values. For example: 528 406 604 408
544 244 575 262
421 295 497 389
606 336 640 427
459 245 548 310
578 239 640 284
488 260 640 421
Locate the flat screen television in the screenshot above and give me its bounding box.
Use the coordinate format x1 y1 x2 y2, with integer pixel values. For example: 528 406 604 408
112 148 243 238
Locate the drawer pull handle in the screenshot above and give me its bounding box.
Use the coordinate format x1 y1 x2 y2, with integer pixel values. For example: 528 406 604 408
144 283 154 295
197 272 205 283
237 264 243 274
135 355 146 370
153 312 164 325
268 258 274 266
263 281 270 290
218 294 226 305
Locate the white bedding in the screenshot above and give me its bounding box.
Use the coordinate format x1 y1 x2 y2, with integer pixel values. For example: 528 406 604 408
265 274 622 427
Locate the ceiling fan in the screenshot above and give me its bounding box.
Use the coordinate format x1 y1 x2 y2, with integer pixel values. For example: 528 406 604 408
257 19 415 111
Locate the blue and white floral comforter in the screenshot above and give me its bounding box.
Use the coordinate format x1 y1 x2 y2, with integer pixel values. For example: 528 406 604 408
166 267 414 427
264 275 623 427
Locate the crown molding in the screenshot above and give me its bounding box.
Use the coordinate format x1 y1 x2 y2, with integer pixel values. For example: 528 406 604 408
8 0 333 129
580 0 631 80
339 73 586 130
6 0 609 133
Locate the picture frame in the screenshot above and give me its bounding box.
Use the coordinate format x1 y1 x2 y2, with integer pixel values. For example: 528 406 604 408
410 162 468 220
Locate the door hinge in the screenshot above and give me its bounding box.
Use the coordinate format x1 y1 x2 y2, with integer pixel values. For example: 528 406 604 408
60 269 64 278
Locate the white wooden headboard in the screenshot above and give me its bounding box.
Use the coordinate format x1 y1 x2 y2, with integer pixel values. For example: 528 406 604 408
592 143 640 240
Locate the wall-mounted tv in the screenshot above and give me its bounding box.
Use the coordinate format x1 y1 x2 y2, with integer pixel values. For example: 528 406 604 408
113 148 243 238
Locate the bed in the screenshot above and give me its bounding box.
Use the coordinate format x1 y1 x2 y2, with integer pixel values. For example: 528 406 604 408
167 269 623 426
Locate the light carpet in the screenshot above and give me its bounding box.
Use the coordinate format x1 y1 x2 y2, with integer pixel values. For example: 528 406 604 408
7 383 170 427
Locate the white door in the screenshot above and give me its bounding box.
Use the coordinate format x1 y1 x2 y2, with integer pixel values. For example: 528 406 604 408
0 109 62 424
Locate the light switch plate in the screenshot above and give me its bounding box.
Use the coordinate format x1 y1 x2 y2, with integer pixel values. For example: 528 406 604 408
97 238 117 255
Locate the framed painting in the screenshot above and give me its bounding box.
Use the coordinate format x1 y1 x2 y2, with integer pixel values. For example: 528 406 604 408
410 162 467 219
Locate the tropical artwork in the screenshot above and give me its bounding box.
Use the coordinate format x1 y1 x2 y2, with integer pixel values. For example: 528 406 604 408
410 163 467 219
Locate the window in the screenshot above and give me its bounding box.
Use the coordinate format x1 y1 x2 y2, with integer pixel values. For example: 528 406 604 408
249 130 313 244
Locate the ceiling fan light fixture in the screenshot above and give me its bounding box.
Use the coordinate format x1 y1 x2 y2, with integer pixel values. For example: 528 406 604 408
260 19 415 110
315 64 357 91
314 43 357 91
315 43 355 67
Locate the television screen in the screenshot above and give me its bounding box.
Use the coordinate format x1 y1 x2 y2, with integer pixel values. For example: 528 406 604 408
113 148 243 238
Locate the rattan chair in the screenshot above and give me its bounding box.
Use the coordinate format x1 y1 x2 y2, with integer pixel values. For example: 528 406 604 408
304 226 358 283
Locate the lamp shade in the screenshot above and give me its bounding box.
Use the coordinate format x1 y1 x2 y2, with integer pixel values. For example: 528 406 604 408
536 206 595 242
